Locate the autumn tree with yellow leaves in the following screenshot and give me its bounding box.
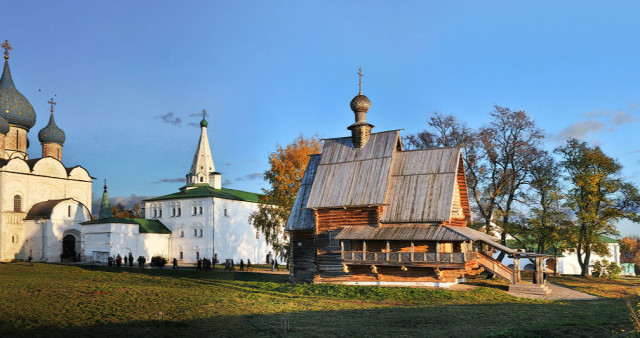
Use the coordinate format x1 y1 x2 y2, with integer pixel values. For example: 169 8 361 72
556 138 640 276
249 135 322 260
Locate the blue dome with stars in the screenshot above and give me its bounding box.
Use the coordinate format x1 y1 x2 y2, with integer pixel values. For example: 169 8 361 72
0 58 36 130
38 112 65 145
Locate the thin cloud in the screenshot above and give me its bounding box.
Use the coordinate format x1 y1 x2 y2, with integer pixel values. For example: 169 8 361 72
155 112 182 125
236 173 263 182
611 111 638 126
221 173 263 187
153 177 186 184
552 120 605 143
189 111 209 117
552 106 640 143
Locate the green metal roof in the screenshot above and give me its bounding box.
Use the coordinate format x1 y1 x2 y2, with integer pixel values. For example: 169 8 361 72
504 239 566 257
144 185 261 203
81 217 171 234
597 235 619 243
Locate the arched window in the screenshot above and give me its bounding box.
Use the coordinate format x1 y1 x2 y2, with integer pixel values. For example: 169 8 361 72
200 176 204 183
13 195 21 212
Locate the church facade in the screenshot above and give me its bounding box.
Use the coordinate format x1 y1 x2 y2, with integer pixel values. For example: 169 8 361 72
141 114 277 264
0 42 93 262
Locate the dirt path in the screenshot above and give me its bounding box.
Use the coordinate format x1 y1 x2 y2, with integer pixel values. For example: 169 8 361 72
506 282 598 300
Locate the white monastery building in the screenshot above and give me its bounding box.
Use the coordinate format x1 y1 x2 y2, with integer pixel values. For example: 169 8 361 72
0 41 93 262
81 112 277 265
141 113 277 264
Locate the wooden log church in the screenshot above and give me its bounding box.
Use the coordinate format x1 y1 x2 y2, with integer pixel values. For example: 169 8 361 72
285 73 545 289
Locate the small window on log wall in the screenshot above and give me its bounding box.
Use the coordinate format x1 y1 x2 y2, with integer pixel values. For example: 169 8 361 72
328 231 339 248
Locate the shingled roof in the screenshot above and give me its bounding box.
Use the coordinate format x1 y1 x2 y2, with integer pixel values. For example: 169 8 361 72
285 154 321 231
287 130 466 230
306 131 400 209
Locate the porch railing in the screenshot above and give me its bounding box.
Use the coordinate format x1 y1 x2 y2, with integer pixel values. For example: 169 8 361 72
342 250 478 264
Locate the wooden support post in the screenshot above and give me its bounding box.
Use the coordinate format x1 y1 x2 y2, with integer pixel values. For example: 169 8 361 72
436 242 440 262
363 240 366 261
340 241 344 260
411 241 414 262
386 240 390 262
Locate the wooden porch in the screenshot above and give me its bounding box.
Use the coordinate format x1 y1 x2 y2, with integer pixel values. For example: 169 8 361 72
341 250 479 266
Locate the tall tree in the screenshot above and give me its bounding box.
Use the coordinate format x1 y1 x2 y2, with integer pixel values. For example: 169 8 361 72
249 135 322 260
478 107 543 261
556 138 640 276
515 151 574 274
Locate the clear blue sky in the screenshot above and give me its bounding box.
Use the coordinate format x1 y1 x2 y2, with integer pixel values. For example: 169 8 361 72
2 1 639 236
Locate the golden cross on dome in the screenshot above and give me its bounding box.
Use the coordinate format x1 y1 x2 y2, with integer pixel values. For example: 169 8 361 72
357 67 364 94
202 109 207 118
48 98 56 113
1 40 12 59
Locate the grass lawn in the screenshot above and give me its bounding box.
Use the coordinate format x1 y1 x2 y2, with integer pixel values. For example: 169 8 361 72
0 263 636 337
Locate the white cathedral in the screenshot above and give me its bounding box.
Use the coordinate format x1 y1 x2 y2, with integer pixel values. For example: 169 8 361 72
0 42 277 265
0 42 92 262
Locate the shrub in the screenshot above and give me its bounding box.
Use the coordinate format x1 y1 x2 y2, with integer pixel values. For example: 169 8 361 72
592 259 621 278
151 256 167 268
607 261 621 278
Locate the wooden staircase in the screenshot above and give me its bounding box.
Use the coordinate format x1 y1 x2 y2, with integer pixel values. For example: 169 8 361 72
477 252 514 283
477 253 552 296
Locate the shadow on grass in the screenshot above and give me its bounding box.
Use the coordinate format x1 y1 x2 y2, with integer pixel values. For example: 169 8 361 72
69 263 290 283
0 298 631 338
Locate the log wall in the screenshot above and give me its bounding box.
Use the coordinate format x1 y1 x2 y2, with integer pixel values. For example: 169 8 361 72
314 206 382 276
289 230 317 282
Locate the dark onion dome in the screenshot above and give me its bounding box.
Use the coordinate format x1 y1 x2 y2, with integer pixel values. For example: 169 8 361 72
200 117 208 128
0 60 36 129
0 115 9 134
350 93 371 113
38 113 65 145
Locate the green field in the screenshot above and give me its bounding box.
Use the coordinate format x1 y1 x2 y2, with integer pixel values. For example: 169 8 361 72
0 263 637 337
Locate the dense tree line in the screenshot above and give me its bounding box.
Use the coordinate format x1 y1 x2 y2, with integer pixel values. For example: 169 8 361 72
405 107 640 276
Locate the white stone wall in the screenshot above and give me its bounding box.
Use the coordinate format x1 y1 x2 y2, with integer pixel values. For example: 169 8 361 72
0 157 92 261
213 197 277 264
144 196 280 264
82 222 170 263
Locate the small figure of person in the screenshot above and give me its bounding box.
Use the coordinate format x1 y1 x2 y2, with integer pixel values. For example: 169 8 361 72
239 259 245 271
274 258 279 271
197 258 202 271
129 253 134 268
124 255 128 266
108 256 113 267
116 254 122 267
28 255 33 267
173 258 178 269
247 259 252 272
270 257 275 272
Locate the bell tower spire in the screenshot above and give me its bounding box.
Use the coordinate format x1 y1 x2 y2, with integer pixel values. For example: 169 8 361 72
187 109 221 189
